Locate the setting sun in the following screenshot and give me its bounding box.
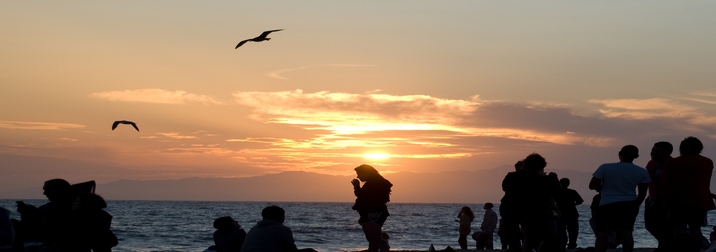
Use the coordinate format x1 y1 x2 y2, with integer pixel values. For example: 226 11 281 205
363 153 391 160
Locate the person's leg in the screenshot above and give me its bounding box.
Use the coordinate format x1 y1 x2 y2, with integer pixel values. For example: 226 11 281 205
594 231 609 252
620 231 634 252
458 233 468 250
566 218 579 249
362 222 388 252
486 234 494 250
554 218 567 249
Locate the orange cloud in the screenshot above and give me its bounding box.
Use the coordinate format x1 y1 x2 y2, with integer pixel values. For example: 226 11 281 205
0 121 85 130
90 89 222 105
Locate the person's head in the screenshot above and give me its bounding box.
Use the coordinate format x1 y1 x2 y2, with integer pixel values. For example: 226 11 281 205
618 145 639 162
514 160 524 171
213 216 240 230
73 192 107 210
522 153 546 172
651 141 673 161
484 203 494 210
459 206 474 221
354 164 380 182
261 205 285 223
43 178 71 202
679 136 703 155
560 178 570 188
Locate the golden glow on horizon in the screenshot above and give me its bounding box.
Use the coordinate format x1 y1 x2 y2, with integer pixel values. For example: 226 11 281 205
363 152 390 160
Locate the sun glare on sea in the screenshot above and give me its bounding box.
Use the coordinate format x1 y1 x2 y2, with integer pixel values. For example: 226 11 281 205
363 153 390 160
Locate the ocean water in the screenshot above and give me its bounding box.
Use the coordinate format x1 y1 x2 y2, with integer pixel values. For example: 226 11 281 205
2 199 714 252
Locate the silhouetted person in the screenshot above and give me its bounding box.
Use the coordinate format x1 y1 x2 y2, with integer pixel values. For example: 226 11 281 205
644 141 673 251
499 160 524 252
473 203 497 250
351 164 392 252
504 154 562 252
661 136 715 252
0 207 13 249
589 145 649 252
455 206 474 250
67 193 117 252
241 206 316 252
555 177 583 249
211 216 246 252
14 178 77 249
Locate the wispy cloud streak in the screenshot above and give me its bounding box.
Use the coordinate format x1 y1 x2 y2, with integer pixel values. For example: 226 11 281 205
267 64 374 80
90 89 222 105
0 121 85 130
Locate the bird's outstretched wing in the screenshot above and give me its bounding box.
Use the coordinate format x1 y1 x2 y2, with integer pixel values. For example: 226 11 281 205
257 29 283 39
129 122 139 132
112 121 120 130
235 39 250 49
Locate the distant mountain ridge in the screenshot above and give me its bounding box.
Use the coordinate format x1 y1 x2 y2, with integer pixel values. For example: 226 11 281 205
1 168 597 203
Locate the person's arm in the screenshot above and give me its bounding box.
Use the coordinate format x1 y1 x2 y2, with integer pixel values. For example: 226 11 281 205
351 179 362 196
636 182 648 204
588 177 602 191
574 190 584 205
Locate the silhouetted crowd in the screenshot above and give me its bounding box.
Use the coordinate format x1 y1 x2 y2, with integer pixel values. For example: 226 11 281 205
1 137 714 252
494 136 715 252
0 179 117 252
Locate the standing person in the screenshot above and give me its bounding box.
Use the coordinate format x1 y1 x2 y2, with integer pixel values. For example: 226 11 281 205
455 206 474 250
499 160 524 252
589 145 650 252
555 178 584 249
212 216 246 252
644 141 673 251
504 153 562 252
473 203 498 250
351 164 393 252
241 206 316 252
661 137 716 252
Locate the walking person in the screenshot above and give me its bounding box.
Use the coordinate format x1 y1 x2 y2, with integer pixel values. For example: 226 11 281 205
589 145 650 252
351 164 393 252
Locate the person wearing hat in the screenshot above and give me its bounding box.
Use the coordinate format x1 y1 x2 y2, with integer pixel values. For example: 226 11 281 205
589 145 650 252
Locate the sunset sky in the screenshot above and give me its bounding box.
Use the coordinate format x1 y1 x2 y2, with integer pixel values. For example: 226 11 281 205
2 1 716 198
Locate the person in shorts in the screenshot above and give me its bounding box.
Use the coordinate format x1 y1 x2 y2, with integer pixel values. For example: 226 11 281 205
589 145 650 252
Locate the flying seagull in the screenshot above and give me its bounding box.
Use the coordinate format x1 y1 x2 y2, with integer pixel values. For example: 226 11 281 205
112 120 139 132
235 29 283 49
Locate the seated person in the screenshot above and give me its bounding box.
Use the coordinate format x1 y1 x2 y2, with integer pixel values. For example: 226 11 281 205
15 179 77 246
241 206 316 252
211 216 246 252
66 193 117 252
